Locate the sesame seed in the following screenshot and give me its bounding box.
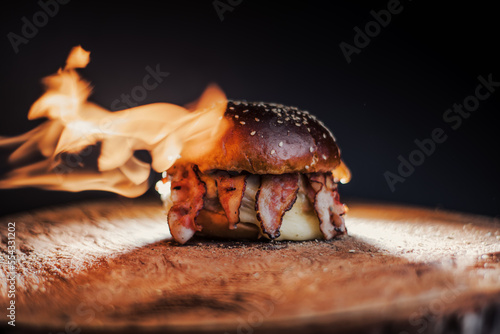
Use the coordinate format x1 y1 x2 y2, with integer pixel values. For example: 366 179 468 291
271 149 276 155
309 147 314 152
295 123 301 126
323 133 327 139
279 141 283 147
243 109 249 113
250 131 256 136
322 154 327 160
285 117 290 121
255 118 260 122
307 128 311 132
229 106 235 110
305 165 309 169
277 120 283 124
235 115 239 119
240 121 246 125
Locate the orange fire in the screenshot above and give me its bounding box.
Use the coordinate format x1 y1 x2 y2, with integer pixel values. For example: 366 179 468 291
0 46 228 197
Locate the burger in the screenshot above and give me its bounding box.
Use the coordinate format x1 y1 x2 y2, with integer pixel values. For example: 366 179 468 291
157 101 350 244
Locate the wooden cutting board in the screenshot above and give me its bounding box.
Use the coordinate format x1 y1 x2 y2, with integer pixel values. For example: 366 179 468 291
1 198 499 334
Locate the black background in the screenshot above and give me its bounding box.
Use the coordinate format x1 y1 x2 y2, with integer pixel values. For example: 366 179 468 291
1 0 499 218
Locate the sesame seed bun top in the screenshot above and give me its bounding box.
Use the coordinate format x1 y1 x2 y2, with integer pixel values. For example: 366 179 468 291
186 100 341 174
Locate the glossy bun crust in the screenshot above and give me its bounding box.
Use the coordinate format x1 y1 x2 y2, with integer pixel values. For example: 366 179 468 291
194 101 341 174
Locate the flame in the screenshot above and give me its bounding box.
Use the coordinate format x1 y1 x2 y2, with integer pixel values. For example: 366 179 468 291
0 46 228 197
332 160 351 184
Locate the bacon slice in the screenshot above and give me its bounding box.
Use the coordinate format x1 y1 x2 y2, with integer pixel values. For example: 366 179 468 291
167 165 206 244
306 173 346 240
195 169 222 213
216 172 248 229
255 173 299 239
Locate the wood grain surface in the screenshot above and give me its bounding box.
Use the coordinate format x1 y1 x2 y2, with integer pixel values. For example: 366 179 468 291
1 198 500 334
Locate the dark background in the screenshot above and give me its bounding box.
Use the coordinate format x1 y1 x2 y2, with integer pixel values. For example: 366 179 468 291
1 0 499 217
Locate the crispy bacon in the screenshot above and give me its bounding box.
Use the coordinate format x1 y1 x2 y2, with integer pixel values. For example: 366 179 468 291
306 172 346 240
195 170 222 213
166 164 345 243
216 172 248 229
255 173 299 239
167 165 206 244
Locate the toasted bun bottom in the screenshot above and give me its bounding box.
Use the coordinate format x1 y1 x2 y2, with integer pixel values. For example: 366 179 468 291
195 210 261 240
